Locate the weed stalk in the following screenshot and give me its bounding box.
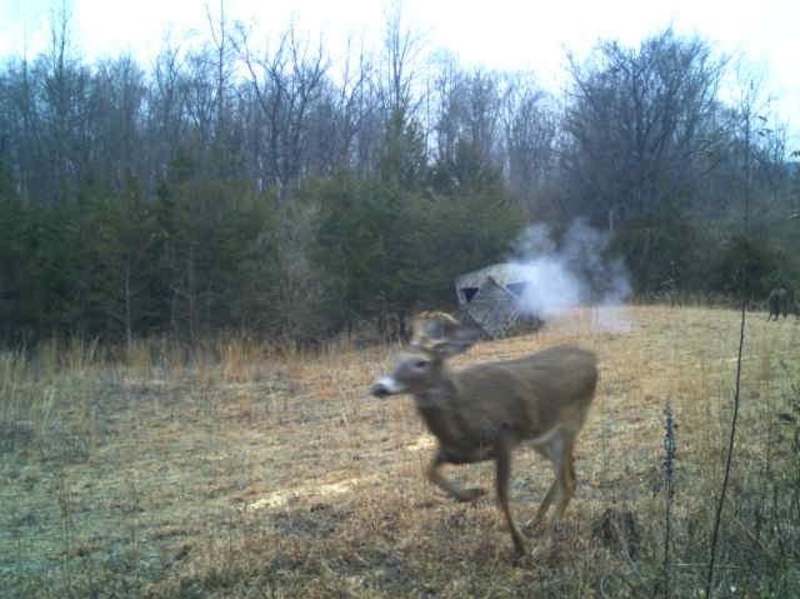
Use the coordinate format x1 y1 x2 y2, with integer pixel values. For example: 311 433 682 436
663 400 676 599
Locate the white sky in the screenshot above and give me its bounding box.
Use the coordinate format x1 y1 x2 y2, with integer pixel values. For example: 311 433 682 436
2 0 798 148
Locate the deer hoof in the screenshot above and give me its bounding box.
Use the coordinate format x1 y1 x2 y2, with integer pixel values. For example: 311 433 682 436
457 487 486 502
510 540 527 561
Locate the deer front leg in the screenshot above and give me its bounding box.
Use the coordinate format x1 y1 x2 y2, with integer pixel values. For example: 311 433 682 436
529 479 557 527
426 451 486 502
495 427 526 556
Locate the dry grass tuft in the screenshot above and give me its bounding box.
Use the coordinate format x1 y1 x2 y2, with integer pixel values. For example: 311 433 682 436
1 305 799 597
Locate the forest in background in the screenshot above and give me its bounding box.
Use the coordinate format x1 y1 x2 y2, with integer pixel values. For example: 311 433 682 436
1 6 799 347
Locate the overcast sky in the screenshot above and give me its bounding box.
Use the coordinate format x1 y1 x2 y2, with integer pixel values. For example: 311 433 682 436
2 0 798 149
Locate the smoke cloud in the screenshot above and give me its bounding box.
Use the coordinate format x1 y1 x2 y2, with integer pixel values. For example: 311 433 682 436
509 219 631 325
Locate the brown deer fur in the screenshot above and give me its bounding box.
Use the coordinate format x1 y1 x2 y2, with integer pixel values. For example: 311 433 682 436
370 313 598 555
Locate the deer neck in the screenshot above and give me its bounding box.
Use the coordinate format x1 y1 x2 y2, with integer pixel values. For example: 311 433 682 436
413 361 456 410
413 369 470 451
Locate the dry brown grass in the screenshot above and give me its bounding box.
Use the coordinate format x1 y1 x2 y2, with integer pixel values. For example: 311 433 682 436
1 305 799 598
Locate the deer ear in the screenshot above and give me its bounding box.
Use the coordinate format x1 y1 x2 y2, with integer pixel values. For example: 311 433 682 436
410 311 481 357
432 325 480 357
411 311 459 349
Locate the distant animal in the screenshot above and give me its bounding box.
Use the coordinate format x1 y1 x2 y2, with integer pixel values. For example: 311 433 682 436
370 312 599 556
767 285 793 321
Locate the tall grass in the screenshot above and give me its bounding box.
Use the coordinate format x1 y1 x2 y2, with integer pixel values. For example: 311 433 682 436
1 307 798 598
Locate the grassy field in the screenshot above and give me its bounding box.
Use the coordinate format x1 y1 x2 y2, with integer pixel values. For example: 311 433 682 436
1 306 799 598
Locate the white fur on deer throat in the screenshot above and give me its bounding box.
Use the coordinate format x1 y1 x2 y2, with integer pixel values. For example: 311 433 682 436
416 386 452 408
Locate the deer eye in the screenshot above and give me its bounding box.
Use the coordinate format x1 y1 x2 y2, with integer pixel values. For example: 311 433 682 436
413 359 429 369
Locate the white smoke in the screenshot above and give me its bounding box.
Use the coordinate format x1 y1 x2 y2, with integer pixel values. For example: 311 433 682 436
509 219 631 324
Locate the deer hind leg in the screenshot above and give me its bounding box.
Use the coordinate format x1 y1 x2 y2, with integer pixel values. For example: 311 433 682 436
530 479 558 526
531 434 576 526
495 427 526 555
553 448 577 521
426 452 485 502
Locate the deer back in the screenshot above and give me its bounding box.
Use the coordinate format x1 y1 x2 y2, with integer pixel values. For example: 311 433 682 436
421 345 598 451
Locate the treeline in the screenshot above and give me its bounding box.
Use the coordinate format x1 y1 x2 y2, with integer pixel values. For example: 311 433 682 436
0 10 798 345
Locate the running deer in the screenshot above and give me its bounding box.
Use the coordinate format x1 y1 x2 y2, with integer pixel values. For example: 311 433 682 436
370 312 599 555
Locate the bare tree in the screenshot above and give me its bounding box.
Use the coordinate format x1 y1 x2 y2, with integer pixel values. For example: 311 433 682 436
234 23 330 195
563 28 726 229
376 0 427 187
503 80 559 218
205 0 232 141
430 63 504 168
86 56 147 192
37 2 92 205
382 0 421 120
146 42 189 188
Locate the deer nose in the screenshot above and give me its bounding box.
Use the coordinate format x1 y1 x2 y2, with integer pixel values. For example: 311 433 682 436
371 376 406 397
371 382 390 398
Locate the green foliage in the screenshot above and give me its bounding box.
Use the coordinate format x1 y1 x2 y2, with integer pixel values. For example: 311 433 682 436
419 140 525 298
82 188 160 340
378 113 429 191
711 233 786 300
148 178 281 339
1 141 523 346
0 198 88 341
0 178 281 345
608 204 799 302
610 214 702 294
312 173 397 330
769 212 800 287
312 163 523 335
